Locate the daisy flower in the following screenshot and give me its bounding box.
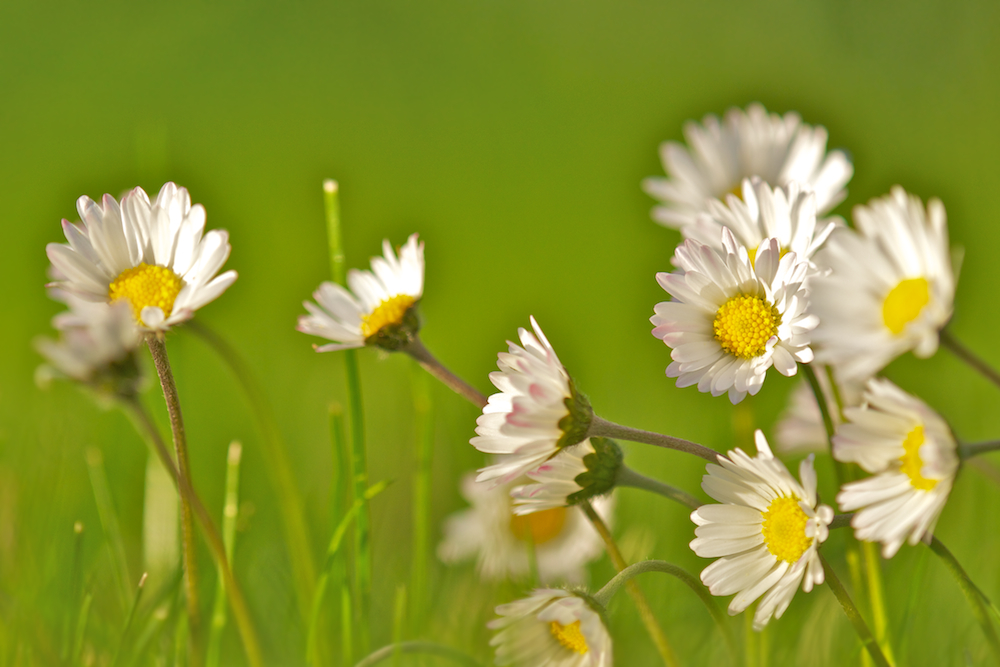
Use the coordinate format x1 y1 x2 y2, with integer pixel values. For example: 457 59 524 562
810 187 956 381
472 317 592 483
511 437 621 514
643 103 853 229
46 183 238 331
691 430 834 630
651 228 817 404
490 589 612 667
681 178 837 267
437 473 612 584
835 378 959 558
297 234 424 351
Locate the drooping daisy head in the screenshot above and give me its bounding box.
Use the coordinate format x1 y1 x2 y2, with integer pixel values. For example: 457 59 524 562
691 431 834 630
35 296 143 398
472 317 593 483
46 183 238 331
643 103 853 229
437 473 612 584
489 589 612 667
681 178 837 267
834 378 958 558
511 437 622 515
810 187 956 381
297 234 424 352
651 228 818 404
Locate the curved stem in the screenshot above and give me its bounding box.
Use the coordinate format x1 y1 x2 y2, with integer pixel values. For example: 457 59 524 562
145 334 201 662
941 329 1000 391
927 536 1000 661
588 416 721 463
580 501 678 667
616 466 701 510
830 513 854 531
801 365 837 449
402 337 488 409
961 440 1000 460
593 560 736 659
125 399 264 667
820 555 892 667
353 641 481 667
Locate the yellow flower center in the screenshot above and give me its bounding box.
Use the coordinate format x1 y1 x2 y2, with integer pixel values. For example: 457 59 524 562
360 294 416 338
882 278 930 335
899 425 937 491
726 183 743 200
761 496 812 564
550 620 588 654
509 507 567 546
108 263 183 325
713 294 781 359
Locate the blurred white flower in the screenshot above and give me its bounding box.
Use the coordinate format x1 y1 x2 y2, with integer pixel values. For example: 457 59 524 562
774 374 863 454
46 183 237 331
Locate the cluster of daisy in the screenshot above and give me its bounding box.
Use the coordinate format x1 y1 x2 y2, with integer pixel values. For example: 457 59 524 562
36 102 990 666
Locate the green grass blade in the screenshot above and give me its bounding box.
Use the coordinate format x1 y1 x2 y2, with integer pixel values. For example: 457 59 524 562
392 586 406 667
409 363 433 635
206 442 243 667
111 573 149 667
85 448 132 614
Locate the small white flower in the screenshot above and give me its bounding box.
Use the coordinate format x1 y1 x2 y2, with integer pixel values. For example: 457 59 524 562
835 378 958 558
472 317 591 484
511 437 621 515
691 430 834 630
643 103 853 229
46 183 238 331
437 473 611 584
297 234 424 351
490 589 612 667
681 178 837 266
774 374 864 454
810 187 956 381
651 228 817 404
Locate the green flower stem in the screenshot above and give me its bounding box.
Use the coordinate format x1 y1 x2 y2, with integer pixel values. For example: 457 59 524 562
593 559 736 659
145 334 202 663
206 442 243 667
111 573 148 667
187 320 319 634
961 440 1000 459
403 336 488 409
615 466 702 511
927 536 1000 661
581 501 679 667
587 416 721 463
830 513 854 530
820 555 892 667
352 641 482 667
941 329 1000 391
125 398 263 667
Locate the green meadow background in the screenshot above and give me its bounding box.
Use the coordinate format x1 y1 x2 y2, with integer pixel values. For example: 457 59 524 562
3 1 1000 664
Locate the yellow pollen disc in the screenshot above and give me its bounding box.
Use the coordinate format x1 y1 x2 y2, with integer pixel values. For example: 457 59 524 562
549 620 588 655
360 294 416 338
108 263 183 325
761 496 812 564
747 245 789 270
899 425 937 491
882 277 930 335
713 294 781 359
509 507 567 545
725 183 744 200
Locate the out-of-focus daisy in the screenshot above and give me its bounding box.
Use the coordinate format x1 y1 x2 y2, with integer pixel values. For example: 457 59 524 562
490 588 612 667
691 430 833 630
810 187 956 380
35 298 142 397
835 378 958 558
472 317 592 483
438 473 612 584
46 183 238 331
298 234 424 352
681 178 836 267
651 228 817 404
511 438 621 514
643 103 853 229
774 374 864 454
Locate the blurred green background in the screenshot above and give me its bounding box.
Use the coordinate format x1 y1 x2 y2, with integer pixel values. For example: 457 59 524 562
4 1 1000 664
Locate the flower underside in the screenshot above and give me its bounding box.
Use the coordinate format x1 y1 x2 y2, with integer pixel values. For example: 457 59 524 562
882 277 930 335
550 620 588 654
361 294 416 338
509 507 567 545
108 263 183 325
713 294 781 359
761 495 811 564
900 425 937 491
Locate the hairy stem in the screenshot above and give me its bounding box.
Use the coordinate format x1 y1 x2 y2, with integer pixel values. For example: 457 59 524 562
616 466 701 510
821 555 892 667
588 416 721 463
927 536 1000 661
941 329 1000 391
403 337 488 408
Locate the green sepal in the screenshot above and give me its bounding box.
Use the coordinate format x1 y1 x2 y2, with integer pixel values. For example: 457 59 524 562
94 353 144 402
364 303 421 352
566 437 622 505
556 376 593 449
